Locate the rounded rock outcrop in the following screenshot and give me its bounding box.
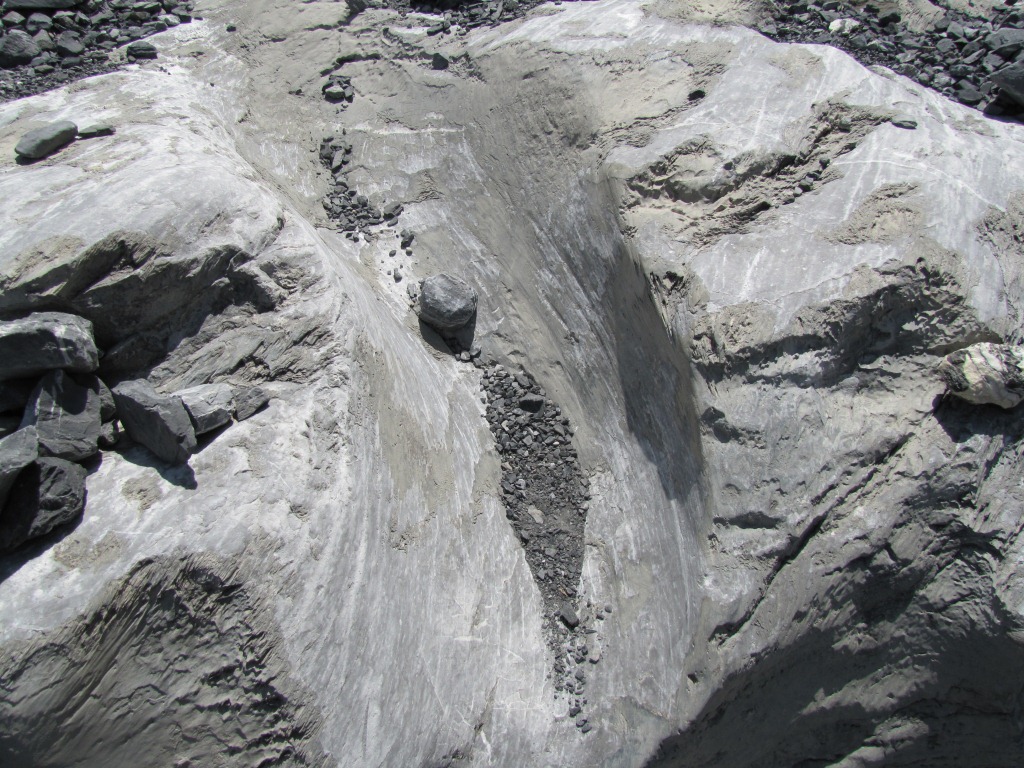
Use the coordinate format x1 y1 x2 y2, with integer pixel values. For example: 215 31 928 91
416 274 477 333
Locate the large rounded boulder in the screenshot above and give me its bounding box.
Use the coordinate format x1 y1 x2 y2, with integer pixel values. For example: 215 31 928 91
416 274 477 333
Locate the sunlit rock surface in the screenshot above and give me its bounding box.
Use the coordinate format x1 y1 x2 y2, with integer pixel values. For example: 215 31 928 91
1 1 1023 766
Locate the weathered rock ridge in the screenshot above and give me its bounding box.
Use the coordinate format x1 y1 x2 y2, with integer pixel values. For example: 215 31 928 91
0 0 1023 766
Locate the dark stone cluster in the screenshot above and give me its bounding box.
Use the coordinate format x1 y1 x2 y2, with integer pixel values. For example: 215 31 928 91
479 362 601 729
318 132 408 239
0 312 267 557
389 0 545 32
0 0 194 101
763 0 1024 118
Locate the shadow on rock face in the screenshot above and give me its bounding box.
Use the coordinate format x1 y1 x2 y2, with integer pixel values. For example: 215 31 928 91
0 515 82 587
932 394 1024 443
117 444 197 490
417 313 476 357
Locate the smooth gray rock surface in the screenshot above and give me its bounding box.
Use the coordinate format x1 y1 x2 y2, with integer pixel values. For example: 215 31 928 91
111 380 196 465
417 274 478 333
0 457 85 554
20 370 101 462
177 383 233 435
0 426 37 510
14 121 77 160
0 313 98 381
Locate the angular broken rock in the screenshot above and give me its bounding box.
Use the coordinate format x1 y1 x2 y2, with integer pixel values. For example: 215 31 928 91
14 120 78 160
939 343 1024 409
519 393 546 412
0 30 40 68
0 313 98 381
20 370 101 462
233 385 269 422
111 380 196 465
126 41 158 60
992 63 1024 110
0 426 38 510
559 601 580 629
177 383 234 435
417 274 478 333
0 457 86 554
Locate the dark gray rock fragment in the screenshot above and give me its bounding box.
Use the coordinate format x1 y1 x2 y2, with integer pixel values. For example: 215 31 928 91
14 120 77 159
177 383 233 434
97 419 120 449
111 380 196 464
233 385 269 421
992 62 1024 108
0 30 41 67
0 426 38 510
126 40 157 59
520 393 545 412
0 457 86 554
559 602 580 628
417 274 478 333
20 370 101 462
0 312 98 381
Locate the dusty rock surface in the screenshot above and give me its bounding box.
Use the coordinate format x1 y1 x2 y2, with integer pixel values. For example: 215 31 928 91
0 1 1023 766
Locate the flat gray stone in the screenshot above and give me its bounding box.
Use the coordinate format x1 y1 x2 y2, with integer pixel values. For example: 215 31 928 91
20 370 101 462
0 30 40 68
14 121 78 160
559 602 580 629
0 457 86 554
0 313 98 381
77 123 115 139
177 383 234 435
0 426 38 511
233 386 269 422
111 380 196 465
417 274 478 333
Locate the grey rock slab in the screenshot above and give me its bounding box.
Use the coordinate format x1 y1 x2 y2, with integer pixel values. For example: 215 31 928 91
76 123 115 138
939 343 1024 409
417 274 477 333
14 120 77 160
126 40 157 59
992 62 1024 108
20 370 101 462
177 383 233 435
232 385 268 422
0 313 98 381
111 380 196 464
0 457 85 554
0 30 40 67
0 426 38 510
